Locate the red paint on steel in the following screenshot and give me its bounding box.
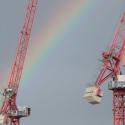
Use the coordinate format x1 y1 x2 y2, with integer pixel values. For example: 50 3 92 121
95 12 125 86
113 90 125 125
0 0 38 125
93 12 125 125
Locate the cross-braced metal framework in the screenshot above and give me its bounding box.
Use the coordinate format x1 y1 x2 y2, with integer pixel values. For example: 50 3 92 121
93 12 125 125
85 12 125 125
113 90 125 125
0 0 38 125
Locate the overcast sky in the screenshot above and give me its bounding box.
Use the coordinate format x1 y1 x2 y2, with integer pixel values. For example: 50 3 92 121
0 0 125 125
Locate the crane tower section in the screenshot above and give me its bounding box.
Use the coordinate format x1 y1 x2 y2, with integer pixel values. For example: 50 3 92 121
84 12 125 125
0 0 38 125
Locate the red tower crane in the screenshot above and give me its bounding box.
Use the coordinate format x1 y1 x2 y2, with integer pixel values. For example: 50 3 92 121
84 12 125 125
0 0 38 125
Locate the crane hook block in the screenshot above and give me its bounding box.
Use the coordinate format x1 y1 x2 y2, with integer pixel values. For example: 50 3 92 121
83 86 103 104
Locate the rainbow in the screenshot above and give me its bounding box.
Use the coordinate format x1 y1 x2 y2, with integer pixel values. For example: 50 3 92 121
21 0 97 83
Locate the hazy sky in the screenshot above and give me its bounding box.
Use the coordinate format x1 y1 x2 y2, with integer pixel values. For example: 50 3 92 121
0 0 125 125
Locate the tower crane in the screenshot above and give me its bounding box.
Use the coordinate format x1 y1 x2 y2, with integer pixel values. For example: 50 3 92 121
84 12 125 125
0 0 38 125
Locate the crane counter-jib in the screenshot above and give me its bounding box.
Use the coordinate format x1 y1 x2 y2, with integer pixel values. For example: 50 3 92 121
84 11 125 125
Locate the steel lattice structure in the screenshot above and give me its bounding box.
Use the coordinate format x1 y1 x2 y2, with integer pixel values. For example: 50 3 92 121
0 0 38 125
84 12 125 125
113 90 125 125
95 12 125 125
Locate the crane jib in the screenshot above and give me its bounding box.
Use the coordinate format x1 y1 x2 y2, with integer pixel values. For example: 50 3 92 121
0 0 38 125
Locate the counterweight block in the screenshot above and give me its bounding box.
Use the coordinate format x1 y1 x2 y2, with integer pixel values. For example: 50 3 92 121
83 86 103 104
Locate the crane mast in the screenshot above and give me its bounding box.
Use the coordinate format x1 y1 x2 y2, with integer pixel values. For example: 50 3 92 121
0 0 38 125
84 12 125 125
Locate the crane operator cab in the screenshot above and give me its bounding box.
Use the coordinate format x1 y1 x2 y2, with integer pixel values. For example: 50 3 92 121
83 86 103 104
0 107 31 124
108 75 125 90
8 106 31 118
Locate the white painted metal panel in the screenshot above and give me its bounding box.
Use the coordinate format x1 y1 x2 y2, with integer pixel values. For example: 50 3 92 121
117 75 125 82
83 86 103 104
